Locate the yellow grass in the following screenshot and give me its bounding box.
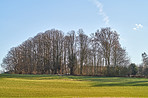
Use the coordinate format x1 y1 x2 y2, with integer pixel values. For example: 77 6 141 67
0 74 148 98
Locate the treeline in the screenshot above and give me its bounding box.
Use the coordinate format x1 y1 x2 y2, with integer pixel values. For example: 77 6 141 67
127 52 148 77
138 52 148 76
1 27 131 76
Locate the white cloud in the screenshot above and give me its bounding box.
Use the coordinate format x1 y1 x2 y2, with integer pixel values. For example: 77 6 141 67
133 24 143 30
133 28 137 30
91 0 109 25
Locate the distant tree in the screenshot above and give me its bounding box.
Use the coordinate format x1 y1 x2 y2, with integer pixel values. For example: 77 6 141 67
128 63 138 75
141 52 148 76
143 68 148 76
77 29 89 75
137 64 144 76
112 46 130 76
66 31 77 75
1 28 130 76
142 52 148 67
95 28 123 76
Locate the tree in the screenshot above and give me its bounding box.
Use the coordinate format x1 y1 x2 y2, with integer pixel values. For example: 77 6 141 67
1 28 130 76
77 29 89 75
111 46 130 76
128 63 138 75
95 28 121 76
66 31 77 75
142 52 148 67
141 52 148 76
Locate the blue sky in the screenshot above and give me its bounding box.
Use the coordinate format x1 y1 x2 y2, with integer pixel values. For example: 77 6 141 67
0 0 148 70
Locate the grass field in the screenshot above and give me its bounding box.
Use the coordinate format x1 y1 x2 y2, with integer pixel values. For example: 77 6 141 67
0 74 148 98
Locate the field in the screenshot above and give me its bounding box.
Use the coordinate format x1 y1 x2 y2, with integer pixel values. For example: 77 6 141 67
0 74 148 98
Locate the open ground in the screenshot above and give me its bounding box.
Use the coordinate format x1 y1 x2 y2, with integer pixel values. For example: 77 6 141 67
0 74 148 98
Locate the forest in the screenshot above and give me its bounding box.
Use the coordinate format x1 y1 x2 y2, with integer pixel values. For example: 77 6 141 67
1 27 148 77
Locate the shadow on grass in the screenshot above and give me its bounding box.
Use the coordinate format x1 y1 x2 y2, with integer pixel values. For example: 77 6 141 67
92 80 148 87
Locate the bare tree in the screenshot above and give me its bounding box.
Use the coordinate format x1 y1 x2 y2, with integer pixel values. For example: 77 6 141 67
64 31 77 75
1 28 130 76
77 29 89 75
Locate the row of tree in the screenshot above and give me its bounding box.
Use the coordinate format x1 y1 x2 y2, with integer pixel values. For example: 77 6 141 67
1 27 131 76
124 53 148 77
138 52 148 76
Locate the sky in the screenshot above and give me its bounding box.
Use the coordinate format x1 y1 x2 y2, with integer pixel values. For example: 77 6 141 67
1 0 148 70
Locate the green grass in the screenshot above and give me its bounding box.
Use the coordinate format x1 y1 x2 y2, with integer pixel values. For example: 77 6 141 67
0 74 148 97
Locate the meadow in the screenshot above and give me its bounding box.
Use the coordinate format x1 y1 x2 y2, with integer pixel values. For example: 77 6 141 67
0 74 148 98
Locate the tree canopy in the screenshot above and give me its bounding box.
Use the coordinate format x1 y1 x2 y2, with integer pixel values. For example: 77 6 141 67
1 27 130 76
